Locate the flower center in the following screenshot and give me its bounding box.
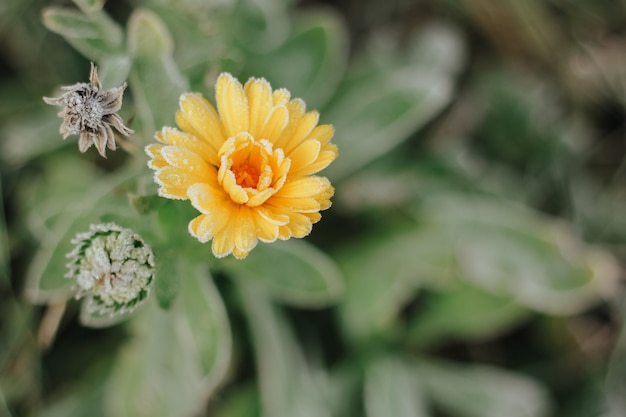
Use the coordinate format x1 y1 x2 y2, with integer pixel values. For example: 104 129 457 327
232 152 262 189
218 132 291 207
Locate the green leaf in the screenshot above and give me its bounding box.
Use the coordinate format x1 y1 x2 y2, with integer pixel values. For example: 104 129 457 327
225 240 344 308
127 9 188 139
407 282 531 348
42 7 123 61
364 357 430 417
0 110 69 167
79 303 140 328
234 0 291 52
72 0 104 14
324 23 464 180
420 194 620 314
338 191 616 344
152 255 180 310
0 176 9 289
24 169 142 304
606 303 626 416
127 9 174 60
97 54 132 89
42 8 99 38
179 265 231 376
105 265 231 417
416 359 552 417
241 10 348 109
238 281 334 417
213 384 261 417
0 299 38 409
337 229 450 342
35 358 114 417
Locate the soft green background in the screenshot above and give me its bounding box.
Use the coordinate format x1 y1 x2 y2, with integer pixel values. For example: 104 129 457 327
2 0 626 416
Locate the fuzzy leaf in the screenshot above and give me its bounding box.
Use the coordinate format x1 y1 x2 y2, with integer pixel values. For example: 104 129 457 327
421 194 620 314
0 176 9 289
242 10 348 110
416 359 551 417
0 110 70 167
225 240 343 308
152 255 180 310
338 192 619 343
364 357 430 417
408 283 530 348
127 9 174 59
42 7 123 61
127 9 188 139
337 229 449 342
238 281 333 417
606 303 626 417
24 169 141 304
213 384 261 417
105 265 231 417
324 23 464 179
72 0 105 14
42 8 99 38
97 54 132 90
234 0 290 52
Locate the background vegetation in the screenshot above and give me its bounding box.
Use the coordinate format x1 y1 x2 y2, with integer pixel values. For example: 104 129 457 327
2 0 626 416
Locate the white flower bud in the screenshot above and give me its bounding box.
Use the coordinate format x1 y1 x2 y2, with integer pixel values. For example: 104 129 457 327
66 223 155 316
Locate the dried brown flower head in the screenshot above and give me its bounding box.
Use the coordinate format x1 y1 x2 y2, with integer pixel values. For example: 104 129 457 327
44 62 134 158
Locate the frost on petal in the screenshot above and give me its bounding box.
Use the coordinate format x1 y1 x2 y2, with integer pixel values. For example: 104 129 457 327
244 77 273 139
216 73 249 138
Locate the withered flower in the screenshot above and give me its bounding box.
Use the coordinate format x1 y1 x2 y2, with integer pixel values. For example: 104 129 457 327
44 62 133 158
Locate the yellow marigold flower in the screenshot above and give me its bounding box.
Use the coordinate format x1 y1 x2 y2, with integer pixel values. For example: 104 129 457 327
146 73 337 259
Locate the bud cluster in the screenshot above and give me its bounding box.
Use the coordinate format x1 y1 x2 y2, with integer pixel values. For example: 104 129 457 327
66 223 155 316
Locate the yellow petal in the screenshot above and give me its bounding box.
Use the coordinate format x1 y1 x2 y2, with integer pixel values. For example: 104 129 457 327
175 111 204 147
260 105 288 142
216 73 249 138
187 182 229 215
145 143 164 158
233 247 250 259
273 98 306 149
288 212 314 237
234 208 258 255
287 139 321 173
277 211 313 239
277 176 330 198
304 211 322 224
221 169 249 204
272 88 291 106
155 166 205 193
155 131 167 144
244 77 273 140
156 185 188 200
246 188 276 207
306 124 335 145
291 145 338 177
188 214 213 243
315 184 334 210
282 111 319 154
177 94 226 160
269 196 320 213
257 207 290 226
159 126 217 166
145 144 168 169
212 228 235 258
252 210 280 242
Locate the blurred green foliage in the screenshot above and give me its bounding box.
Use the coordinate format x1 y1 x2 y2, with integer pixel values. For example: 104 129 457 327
2 0 626 416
